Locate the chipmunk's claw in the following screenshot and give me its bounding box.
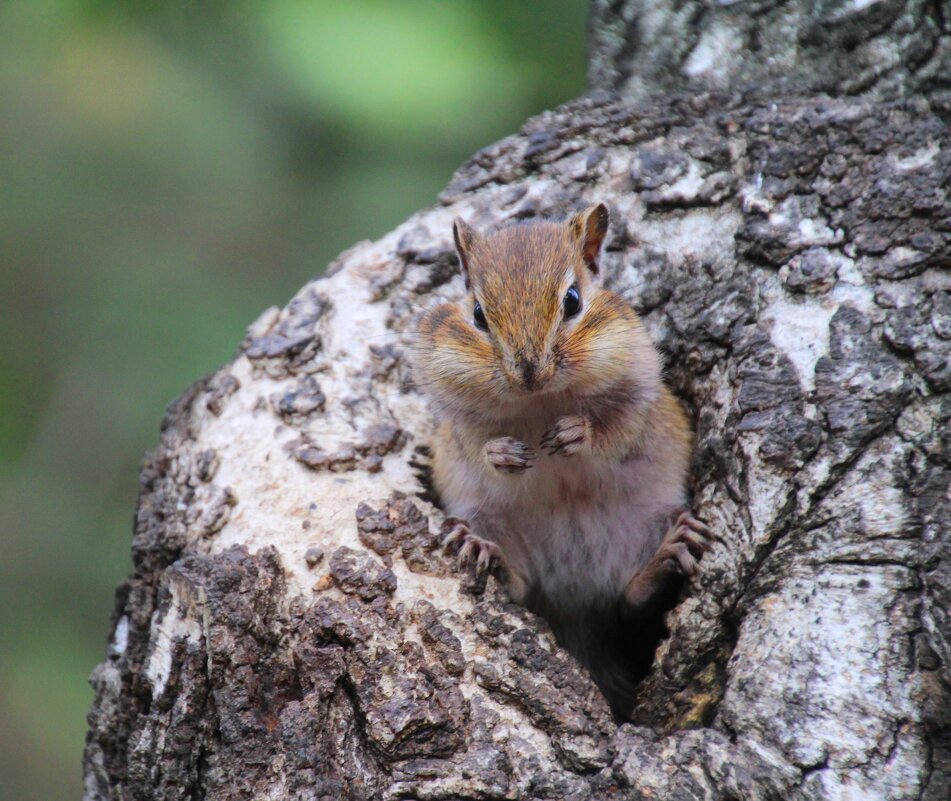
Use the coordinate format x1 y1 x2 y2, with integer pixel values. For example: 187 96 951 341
485 437 536 473
443 520 500 575
657 510 717 575
672 509 719 542
442 519 469 551
540 415 588 456
459 535 501 574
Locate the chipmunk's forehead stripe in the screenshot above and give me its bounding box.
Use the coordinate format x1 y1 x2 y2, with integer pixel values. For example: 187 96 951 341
469 221 578 322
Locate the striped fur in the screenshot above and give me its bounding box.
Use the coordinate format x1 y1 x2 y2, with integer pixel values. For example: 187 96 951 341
412 208 694 717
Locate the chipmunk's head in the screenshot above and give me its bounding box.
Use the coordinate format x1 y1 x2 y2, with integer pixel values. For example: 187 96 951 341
414 204 660 416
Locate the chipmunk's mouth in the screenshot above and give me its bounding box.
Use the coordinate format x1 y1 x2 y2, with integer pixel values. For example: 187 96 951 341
504 378 564 400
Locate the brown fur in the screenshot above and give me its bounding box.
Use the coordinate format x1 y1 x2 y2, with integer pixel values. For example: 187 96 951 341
412 206 701 718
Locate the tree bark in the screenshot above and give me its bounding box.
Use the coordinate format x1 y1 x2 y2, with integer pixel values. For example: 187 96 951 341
85 4 951 799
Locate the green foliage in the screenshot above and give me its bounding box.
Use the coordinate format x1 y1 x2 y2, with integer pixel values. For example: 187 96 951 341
0 0 586 797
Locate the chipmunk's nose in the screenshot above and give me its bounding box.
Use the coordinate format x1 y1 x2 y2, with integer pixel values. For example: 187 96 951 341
518 358 537 391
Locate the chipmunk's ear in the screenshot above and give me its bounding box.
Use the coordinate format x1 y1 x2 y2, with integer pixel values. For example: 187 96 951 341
453 218 478 289
568 203 609 277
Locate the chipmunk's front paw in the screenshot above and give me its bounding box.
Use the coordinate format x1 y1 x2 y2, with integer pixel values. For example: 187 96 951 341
485 437 536 473
540 415 589 456
442 519 500 575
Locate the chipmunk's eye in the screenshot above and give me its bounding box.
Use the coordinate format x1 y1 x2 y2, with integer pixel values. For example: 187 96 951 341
563 284 581 318
473 301 489 331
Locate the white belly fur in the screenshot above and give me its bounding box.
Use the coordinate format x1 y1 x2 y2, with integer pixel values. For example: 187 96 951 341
446 440 685 609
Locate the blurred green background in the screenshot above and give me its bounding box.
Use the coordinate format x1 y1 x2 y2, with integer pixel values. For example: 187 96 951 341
0 1 586 797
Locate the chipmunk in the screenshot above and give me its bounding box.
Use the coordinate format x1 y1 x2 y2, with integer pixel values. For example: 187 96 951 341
412 204 715 718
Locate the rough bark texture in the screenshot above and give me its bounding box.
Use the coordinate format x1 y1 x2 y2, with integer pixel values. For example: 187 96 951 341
589 0 951 110
86 4 951 800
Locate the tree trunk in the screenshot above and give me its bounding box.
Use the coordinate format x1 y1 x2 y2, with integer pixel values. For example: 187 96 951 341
85 4 951 799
